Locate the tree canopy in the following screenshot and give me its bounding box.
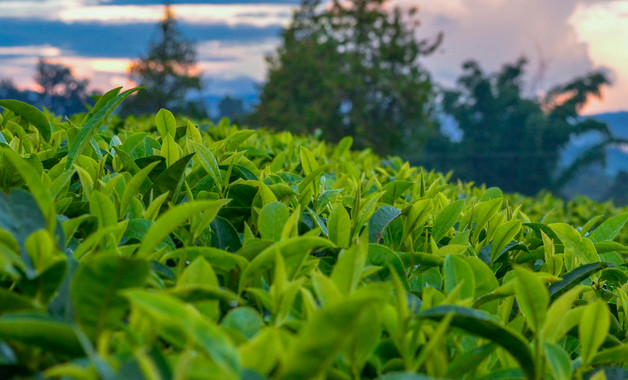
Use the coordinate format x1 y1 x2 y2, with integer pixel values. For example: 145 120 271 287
121 4 206 118
424 58 620 195
34 58 91 115
255 0 442 156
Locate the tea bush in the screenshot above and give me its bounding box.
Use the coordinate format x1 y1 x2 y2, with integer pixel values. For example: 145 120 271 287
0 89 627 379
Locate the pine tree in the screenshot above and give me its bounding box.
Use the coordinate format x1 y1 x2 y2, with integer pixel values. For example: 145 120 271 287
255 0 441 156
121 3 206 118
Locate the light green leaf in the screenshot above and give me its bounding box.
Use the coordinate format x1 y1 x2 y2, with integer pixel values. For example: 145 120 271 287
0 99 51 142
0 314 82 356
258 201 290 242
491 220 522 263
543 342 572 380
119 161 159 218
137 199 230 257
431 199 465 243
331 233 367 295
328 203 351 248
588 212 628 243
444 254 475 300
579 299 610 365
155 108 177 138
66 87 142 170
72 255 149 340
514 267 548 333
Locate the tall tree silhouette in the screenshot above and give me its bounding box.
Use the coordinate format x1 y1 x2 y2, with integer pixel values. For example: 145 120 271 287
34 58 90 115
121 3 206 118
255 0 441 156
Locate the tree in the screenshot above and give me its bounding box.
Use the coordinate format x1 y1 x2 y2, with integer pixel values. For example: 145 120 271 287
255 0 441 156
423 58 622 195
34 58 90 114
121 3 206 118
218 95 245 122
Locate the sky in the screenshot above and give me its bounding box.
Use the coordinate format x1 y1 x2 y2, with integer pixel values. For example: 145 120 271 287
0 0 627 114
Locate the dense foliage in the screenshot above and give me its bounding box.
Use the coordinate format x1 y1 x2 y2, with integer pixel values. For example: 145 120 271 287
0 92 627 379
424 58 621 196
256 0 441 156
120 5 206 119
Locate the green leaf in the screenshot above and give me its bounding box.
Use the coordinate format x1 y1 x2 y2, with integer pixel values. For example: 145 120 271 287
161 134 180 167
368 205 401 243
366 244 408 288
0 288 38 314
491 220 522 263
276 293 384 380
548 262 611 302
89 191 117 228
239 237 332 290
444 254 475 300
225 129 255 151
162 246 248 277
137 199 230 257
210 216 242 252
446 343 497 379
543 342 572 380
381 180 412 205
588 212 628 243
550 223 600 264
0 189 47 272
579 300 610 365
119 161 159 217
0 99 51 142
472 198 502 241
149 153 194 202
66 87 142 170
418 305 536 380
2 149 56 232
299 146 319 176
155 108 177 139
221 307 264 340
192 141 222 192
514 267 548 333
71 255 149 340
431 199 464 243
0 314 82 357
258 201 290 242
124 290 241 376
331 234 367 295
328 204 351 248
178 257 218 287
591 344 628 366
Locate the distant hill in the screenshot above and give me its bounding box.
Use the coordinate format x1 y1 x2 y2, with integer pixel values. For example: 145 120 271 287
560 111 628 202
560 111 628 176
591 111 628 139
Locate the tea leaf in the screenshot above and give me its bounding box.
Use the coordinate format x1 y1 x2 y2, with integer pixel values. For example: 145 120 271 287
137 199 230 257
579 300 610 365
0 99 51 142
72 255 149 340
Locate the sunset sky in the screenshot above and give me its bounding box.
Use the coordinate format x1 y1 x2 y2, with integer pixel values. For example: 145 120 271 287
0 0 626 115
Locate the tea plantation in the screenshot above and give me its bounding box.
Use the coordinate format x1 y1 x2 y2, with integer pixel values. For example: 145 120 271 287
0 89 627 379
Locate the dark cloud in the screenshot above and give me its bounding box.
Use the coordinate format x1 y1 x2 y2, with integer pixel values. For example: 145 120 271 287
0 19 281 58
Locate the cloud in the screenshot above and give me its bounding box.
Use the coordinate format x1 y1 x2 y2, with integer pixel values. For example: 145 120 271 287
0 18 281 57
0 1 293 28
99 0 299 4
414 0 608 95
0 45 62 58
196 39 279 81
569 1 628 113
